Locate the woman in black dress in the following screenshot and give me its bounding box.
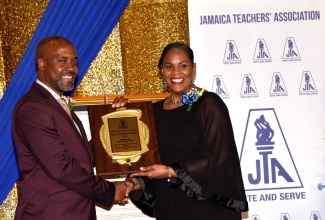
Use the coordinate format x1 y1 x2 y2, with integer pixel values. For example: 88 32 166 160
126 42 248 220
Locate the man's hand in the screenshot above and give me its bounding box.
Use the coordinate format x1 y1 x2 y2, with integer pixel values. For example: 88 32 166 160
113 181 128 204
113 180 137 205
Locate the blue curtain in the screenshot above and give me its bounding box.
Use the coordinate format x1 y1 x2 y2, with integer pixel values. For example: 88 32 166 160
0 0 129 203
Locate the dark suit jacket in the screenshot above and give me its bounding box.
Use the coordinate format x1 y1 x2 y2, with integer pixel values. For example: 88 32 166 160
12 82 115 220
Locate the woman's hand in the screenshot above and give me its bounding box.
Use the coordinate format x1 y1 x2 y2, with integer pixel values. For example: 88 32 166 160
131 164 176 179
111 96 131 108
125 177 141 193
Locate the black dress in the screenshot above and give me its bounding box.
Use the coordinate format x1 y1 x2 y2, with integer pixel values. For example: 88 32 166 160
130 92 248 220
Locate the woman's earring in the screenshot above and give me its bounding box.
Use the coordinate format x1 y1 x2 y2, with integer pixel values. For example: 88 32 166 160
163 81 167 91
191 80 195 87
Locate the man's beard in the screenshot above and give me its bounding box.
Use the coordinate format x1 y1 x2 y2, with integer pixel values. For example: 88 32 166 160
56 76 75 92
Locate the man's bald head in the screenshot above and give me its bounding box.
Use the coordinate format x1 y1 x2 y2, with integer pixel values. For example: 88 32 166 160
35 36 75 62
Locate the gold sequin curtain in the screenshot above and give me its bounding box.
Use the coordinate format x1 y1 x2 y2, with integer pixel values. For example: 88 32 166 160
0 39 5 96
0 0 50 98
0 0 189 218
119 0 189 94
74 24 126 96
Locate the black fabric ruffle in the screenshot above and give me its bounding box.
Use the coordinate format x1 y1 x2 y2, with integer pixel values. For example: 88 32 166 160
171 163 248 212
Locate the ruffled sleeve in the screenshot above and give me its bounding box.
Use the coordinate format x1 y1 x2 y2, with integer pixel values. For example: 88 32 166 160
171 92 248 211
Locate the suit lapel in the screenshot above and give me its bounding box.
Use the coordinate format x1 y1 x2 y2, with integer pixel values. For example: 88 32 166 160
32 83 92 160
71 112 93 159
71 112 87 141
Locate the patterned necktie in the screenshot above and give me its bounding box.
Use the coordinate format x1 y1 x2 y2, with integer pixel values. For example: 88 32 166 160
58 98 73 120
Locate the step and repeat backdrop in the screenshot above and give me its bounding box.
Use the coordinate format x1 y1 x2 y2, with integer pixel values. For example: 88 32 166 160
188 0 325 219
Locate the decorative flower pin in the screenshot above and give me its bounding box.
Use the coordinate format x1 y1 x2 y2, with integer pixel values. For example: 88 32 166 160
182 87 205 111
65 96 74 110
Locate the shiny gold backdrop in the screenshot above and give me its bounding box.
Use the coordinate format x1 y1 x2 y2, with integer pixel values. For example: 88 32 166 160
118 0 189 94
0 0 50 97
0 0 189 218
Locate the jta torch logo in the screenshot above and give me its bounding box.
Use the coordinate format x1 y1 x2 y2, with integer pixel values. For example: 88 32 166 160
240 108 303 191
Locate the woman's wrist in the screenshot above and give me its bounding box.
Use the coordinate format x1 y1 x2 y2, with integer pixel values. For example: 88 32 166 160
125 177 137 191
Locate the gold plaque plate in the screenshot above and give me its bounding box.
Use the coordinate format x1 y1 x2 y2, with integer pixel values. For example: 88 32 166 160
100 108 149 165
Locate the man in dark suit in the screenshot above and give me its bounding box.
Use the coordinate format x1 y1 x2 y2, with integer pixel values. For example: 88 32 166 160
12 36 131 220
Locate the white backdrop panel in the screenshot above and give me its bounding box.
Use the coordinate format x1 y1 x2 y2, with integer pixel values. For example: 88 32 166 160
188 0 325 219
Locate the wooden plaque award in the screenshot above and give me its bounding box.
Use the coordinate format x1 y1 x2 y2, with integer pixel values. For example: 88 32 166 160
88 101 161 178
